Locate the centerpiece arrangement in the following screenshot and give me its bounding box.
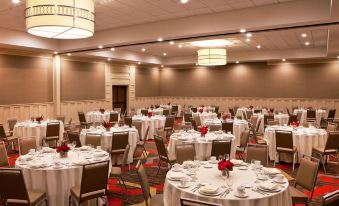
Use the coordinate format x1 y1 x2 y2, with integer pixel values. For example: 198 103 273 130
223 114 230 120
56 142 71 158
198 108 204 113
218 157 234 178
167 102 171 106
269 108 274 113
99 108 105 114
150 104 154 109
102 121 112 131
35 115 44 124
147 111 153 118
200 125 208 137
249 105 254 109
290 121 300 128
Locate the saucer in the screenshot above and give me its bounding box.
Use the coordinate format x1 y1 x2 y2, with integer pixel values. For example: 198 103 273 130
233 192 248 198
208 160 218 164
172 168 182 172
203 164 213 168
273 178 286 184
178 183 190 188
238 166 248 170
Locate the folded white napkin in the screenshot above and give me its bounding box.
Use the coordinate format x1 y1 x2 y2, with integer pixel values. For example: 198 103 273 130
41 147 55 153
79 146 91 151
29 162 48 169
263 168 281 175
168 172 185 180
259 182 279 191
18 155 33 161
72 159 88 165
94 152 107 158
231 159 244 165
200 185 219 194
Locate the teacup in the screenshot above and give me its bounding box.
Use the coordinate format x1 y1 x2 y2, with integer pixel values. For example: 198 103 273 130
276 174 284 182
172 163 180 171
210 156 216 162
28 149 35 154
96 146 102 150
254 160 261 168
180 178 189 187
237 185 246 194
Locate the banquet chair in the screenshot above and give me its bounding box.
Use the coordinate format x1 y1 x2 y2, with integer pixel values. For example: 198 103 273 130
246 110 253 120
18 137 37 155
193 115 202 128
67 131 82 147
254 109 262 114
135 126 150 159
64 118 76 133
229 108 235 118
184 113 192 125
7 118 17 136
178 124 192 131
124 116 133 128
286 108 291 116
141 109 148 116
136 160 164 206
326 122 337 133
321 189 339 206
109 112 119 124
56 115 65 124
190 119 199 131
69 161 110 206
209 124 220 132
288 115 298 125
307 109 316 122
175 144 196 164
191 107 197 113
154 136 175 175
111 132 129 158
289 155 320 206
214 106 220 114
274 130 298 171
0 142 10 167
45 122 60 148
164 116 175 135
0 124 18 152
132 120 142 139
211 140 232 160
0 168 48 206
327 109 336 122
155 128 167 143
110 144 130 198
85 133 101 148
171 105 179 116
312 131 339 173
236 129 250 160
180 197 221 206
163 109 170 116
249 121 266 145
245 144 269 167
250 115 258 129
221 121 233 134
264 115 274 129
114 107 122 113
267 120 279 126
78 112 90 129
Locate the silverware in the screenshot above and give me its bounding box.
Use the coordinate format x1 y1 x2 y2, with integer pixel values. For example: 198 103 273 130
191 183 202 192
252 188 268 195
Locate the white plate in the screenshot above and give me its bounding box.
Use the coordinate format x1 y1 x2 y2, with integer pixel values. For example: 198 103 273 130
273 179 286 184
198 189 222 196
258 186 281 193
208 160 218 164
171 169 182 172
178 183 191 189
233 192 249 198
238 166 248 170
203 164 213 168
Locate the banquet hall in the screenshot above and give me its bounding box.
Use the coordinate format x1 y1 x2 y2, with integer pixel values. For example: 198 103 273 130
0 0 339 205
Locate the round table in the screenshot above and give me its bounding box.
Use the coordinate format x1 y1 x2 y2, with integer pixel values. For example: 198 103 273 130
164 162 292 206
160 105 182 117
86 111 119 123
137 108 164 116
182 112 218 125
264 125 327 162
293 109 327 127
80 126 138 164
236 108 268 119
167 131 237 161
15 148 110 206
204 119 249 146
13 120 64 146
254 114 289 133
132 115 166 140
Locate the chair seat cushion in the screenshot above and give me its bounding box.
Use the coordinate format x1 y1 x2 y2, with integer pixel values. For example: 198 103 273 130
289 186 308 203
7 190 46 205
277 146 297 153
150 194 164 206
110 167 122 176
70 186 105 201
312 146 338 155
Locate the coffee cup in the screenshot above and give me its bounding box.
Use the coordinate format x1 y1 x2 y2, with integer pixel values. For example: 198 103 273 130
276 174 284 182
210 156 216 162
29 149 35 154
180 178 188 187
172 163 180 171
237 185 246 194
254 160 261 168
96 146 102 150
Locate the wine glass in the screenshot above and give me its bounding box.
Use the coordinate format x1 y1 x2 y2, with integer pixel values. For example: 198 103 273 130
226 179 233 191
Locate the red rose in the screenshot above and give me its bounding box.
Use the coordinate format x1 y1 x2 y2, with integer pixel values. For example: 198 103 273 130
56 142 70 153
102 121 112 129
218 160 234 171
249 105 254 109
198 108 204 113
99 108 105 113
200 126 208 135
147 111 153 118
223 114 230 120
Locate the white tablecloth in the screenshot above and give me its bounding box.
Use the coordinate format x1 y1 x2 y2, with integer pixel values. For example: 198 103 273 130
160 104 182 117
236 107 268 119
204 119 249 146
137 108 164 116
13 120 64 146
168 131 236 161
16 149 110 206
86 111 119 123
182 112 218 125
164 163 292 206
132 115 166 140
293 109 327 127
80 126 138 164
264 126 327 161
254 114 289 133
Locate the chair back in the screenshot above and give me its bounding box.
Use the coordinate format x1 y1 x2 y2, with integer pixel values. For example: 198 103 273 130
18 137 36 155
0 124 7 139
78 112 87 123
193 115 201 127
0 169 30 204
184 113 192 124
56 115 65 123
132 120 142 140
175 144 195 164
0 142 9 167
307 109 316 119
268 120 279 126
79 161 109 202
163 109 170 116
85 133 101 147
246 110 253 120
211 140 232 159
254 109 261 114
111 132 129 155
67 131 82 147
46 122 60 138
327 109 336 121
109 112 119 123
7 118 17 131
172 105 179 113
275 130 294 150
180 197 222 206
322 190 339 206
221 121 233 134
136 160 151 204
209 124 220 132
229 108 235 117
141 109 148 116
155 128 167 142
324 131 339 151
288 115 298 125
326 123 337 133
296 111 303 121
121 144 130 166
124 116 132 128
250 115 258 129
239 129 250 148
245 144 268 167
295 155 319 199
190 119 198 131
286 108 291 116
164 116 175 129
191 107 197 113
154 135 169 161
264 114 274 125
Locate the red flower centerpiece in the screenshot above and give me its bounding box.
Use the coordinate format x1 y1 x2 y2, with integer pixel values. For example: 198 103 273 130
249 105 254 109
102 121 112 131
200 125 208 137
99 108 105 114
307 107 313 110
290 121 300 128
150 104 154 109
223 114 230 120
218 158 234 178
56 142 70 158
198 108 204 113
147 111 153 118
167 102 171 106
269 108 274 113
35 115 43 124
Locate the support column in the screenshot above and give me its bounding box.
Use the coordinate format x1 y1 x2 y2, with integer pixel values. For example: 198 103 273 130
53 55 61 116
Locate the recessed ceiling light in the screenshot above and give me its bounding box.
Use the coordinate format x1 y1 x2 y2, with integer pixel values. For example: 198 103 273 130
141 48 146 52
54 51 58 54
138 62 141 64
282 58 286 62
240 29 246 33
256 45 261 49
191 39 233 47
157 37 163 42
110 48 115 51
246 38 251 42
337 56 339 59
161 65 164 68
67 53 71 56
98 45 103 49
301 33 307 37
178 45 183 48
12 0 20 4
236 61 239 64
163 53 167 56
246 33 252 37
304 42 310 45
180 0 189 4
107 58 111 61
169 41 174 45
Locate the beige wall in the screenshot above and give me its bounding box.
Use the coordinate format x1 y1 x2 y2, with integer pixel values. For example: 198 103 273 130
0 54 53 104
135 67 160 97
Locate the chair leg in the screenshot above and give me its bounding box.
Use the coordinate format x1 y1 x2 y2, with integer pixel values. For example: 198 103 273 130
292 152 296 171
320 154 326 174
156 159 162 176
